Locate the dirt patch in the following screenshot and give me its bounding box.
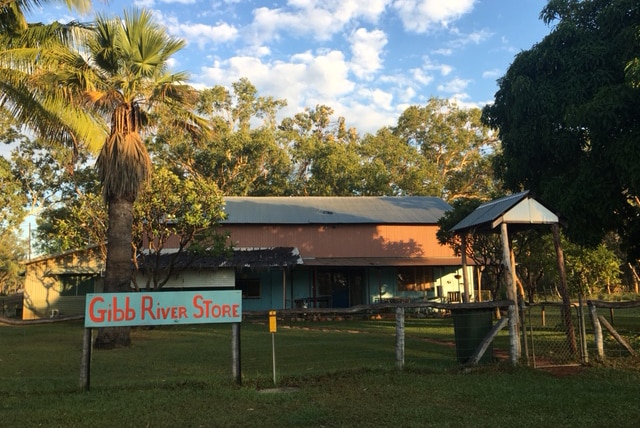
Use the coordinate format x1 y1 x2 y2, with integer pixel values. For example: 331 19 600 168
537 365 585 377
257 387 300 394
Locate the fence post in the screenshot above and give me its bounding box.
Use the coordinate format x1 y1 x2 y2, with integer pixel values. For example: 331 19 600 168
577 294 589 364
231 322 241 385
520 299 529 366
395 306 405 370
79 328 92 392
508 302 519 365
588 302 604 361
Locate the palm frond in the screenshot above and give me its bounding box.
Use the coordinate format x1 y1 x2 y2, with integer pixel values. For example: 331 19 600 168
1 0 92 35
0 54 107 153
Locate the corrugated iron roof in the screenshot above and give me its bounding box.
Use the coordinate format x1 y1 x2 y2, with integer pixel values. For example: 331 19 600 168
451 191 559 232
222 196 451 224
302 256 463 267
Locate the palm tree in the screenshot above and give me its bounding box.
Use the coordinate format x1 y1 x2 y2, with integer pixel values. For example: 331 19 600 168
2 5 202 347
71 9 203 347
0 1 104 157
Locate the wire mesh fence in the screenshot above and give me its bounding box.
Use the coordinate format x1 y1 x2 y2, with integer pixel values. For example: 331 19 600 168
3 299 640 393
523 302 585 368
1 301 518 392
241 301 516 383
522 300 640 368
586 300 640 361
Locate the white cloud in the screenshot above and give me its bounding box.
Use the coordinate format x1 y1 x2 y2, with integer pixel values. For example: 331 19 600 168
466 29 492 44
482 68 501 79
410 68 433 86
437 77 471 94
199 49 354 111
247 0 390 46
412 57 453 84
154 11 238 49
433 48 453 56
134 0 156 8
349 28 387 80
158 0 197 4
179 22 238 49
398 86 417 103
342 101 397 133
392 0 476 33
357 87 394 110
448 27 493 48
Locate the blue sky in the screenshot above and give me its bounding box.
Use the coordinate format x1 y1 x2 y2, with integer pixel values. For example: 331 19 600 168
26 0 553 135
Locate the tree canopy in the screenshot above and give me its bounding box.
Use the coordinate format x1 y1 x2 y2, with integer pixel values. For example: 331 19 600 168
482 0 640 259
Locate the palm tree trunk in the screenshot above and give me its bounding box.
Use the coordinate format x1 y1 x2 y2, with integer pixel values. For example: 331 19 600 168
94 195 135 348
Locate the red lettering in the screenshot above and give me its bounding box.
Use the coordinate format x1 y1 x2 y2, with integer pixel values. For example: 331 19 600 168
88 295 138 324
141 295 154 320
191 295 240 320
193 295 205 318
88 297 105 322
112 297 135 321
178 306 187 319
159 306 170 319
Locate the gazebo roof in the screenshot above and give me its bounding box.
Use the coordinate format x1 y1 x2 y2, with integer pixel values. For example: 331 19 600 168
451 191 559 233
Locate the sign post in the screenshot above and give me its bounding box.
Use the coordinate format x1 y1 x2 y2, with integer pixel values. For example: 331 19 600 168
80 290 242 391
269 310 277 385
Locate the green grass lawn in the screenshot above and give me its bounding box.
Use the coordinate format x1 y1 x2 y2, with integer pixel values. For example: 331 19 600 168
1 319 640 427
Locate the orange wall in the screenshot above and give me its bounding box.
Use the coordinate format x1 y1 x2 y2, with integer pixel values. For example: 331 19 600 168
222 224 454 258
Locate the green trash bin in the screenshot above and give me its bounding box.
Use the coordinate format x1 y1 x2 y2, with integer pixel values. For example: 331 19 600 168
451 308 494 364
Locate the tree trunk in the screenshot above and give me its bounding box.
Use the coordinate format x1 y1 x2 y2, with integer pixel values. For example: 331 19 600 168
94 196 135 348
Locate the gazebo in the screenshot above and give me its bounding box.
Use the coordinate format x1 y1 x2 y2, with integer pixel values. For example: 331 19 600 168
450 191 567 361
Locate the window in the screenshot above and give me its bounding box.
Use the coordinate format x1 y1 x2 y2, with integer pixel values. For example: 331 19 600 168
237 278 260 299
57 275 95 296
397 267 433 291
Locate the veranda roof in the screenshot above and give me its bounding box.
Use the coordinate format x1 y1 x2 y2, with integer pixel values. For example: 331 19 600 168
138 247 302 271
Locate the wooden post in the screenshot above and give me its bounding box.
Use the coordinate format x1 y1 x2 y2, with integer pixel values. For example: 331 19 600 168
598 315 638 357
468 317 509 365
520 298 529 366
461 233 471 302
589 303 604 360
395 306 405 370
79 328 92 392
500 222 520 363
231 323 241 385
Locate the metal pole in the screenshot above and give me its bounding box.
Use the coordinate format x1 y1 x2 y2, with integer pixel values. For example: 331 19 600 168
271 333 277 385
577 294 588 364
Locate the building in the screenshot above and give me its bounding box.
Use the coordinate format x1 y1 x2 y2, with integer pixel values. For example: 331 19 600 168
22 196 472 319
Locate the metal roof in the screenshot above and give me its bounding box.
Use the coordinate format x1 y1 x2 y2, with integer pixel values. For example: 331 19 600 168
303 256 462 267
222 196 451 224
451 191 559 232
